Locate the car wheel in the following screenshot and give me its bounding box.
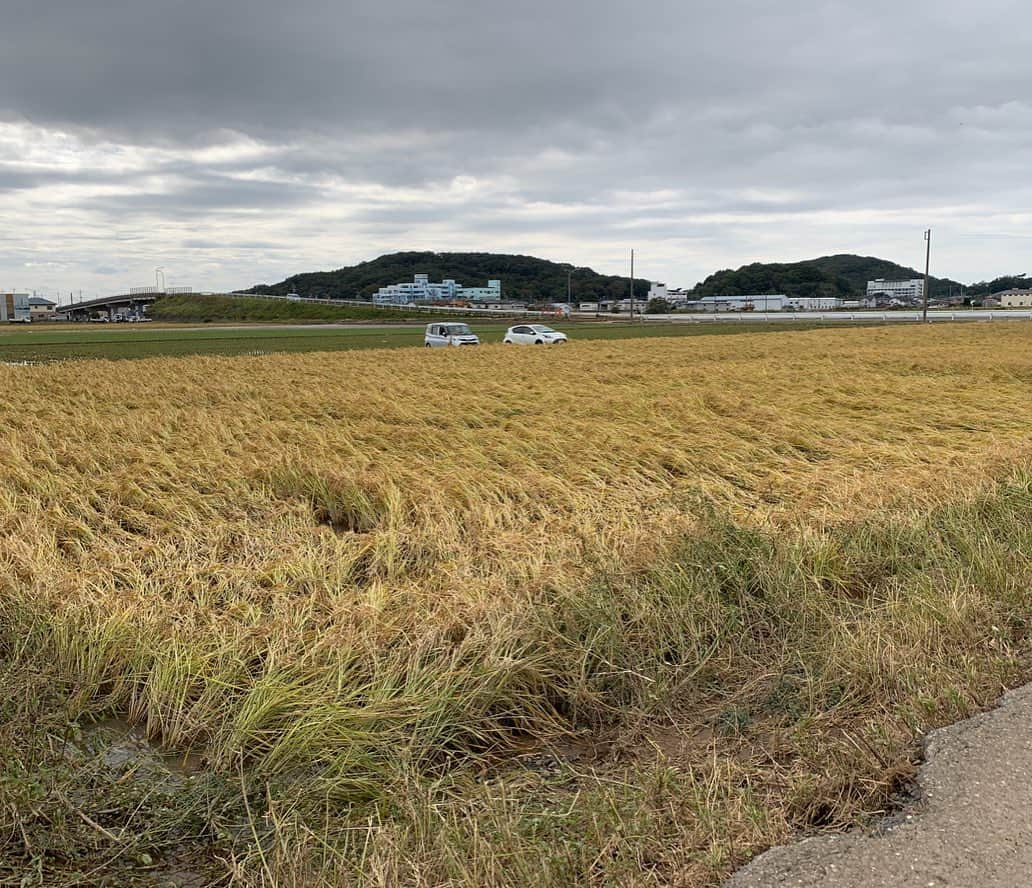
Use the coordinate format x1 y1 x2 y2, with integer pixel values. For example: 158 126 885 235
554 339 566 344
425 343 432 348
535 339 543 345
504 339 512 344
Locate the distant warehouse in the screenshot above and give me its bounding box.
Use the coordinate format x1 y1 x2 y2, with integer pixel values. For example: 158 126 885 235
787 296 842 311
698 295 791 312
695 295 842 312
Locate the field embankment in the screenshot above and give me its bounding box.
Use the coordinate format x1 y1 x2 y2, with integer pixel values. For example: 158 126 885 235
1 324 1031 886
149 292 431 323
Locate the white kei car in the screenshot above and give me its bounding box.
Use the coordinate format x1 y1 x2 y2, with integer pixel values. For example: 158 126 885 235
424 322 480 347
503 324 569 345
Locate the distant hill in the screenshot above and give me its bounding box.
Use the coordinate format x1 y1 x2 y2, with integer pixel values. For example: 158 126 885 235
249 252 649 303
690 254 966 301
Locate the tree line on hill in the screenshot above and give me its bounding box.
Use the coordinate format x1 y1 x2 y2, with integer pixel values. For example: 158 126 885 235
965 273 1029 295
248 252 1026 305
690 255 971 302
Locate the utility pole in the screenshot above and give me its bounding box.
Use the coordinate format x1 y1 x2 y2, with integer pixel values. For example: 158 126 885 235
629 249 635 320
922 229 931 323
567 266 572 316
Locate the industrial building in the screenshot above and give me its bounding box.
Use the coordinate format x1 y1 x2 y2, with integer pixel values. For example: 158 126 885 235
646 285 841 312
0 292 31 322
579 298 644 313
787 296 842 311
999 288 1032 308
697 294 790 312
374 274 502 305
866 279 924 304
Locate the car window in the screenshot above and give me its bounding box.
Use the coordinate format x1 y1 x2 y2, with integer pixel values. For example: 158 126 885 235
514 326 531 334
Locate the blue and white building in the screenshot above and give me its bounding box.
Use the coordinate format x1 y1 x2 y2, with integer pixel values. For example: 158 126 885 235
374 274 502 305
0 292 31 322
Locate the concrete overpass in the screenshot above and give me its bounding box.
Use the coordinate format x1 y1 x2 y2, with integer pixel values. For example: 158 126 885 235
59 289 169 321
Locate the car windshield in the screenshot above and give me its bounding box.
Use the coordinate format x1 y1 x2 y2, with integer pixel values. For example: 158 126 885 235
530 325 555 333
445 324 472 335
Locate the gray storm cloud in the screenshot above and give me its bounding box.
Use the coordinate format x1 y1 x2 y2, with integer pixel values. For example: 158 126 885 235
1 0 1030 297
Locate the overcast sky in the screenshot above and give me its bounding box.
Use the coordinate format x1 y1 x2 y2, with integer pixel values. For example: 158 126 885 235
2 0 1030 300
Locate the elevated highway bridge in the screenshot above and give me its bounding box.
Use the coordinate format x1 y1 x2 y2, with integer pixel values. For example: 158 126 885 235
59 289 170 321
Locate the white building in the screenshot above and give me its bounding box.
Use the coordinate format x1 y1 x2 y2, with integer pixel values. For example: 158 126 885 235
866 279 924 303
697 294 790 312
373 274 501 305
648 282 693 306
787 296 842 311
999 288 1032 308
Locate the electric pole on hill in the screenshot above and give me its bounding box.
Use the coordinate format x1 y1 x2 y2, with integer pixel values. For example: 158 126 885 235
922 229 931 323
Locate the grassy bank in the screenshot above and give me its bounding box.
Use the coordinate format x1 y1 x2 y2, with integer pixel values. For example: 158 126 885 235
1 325 1031 885
148 293 431 323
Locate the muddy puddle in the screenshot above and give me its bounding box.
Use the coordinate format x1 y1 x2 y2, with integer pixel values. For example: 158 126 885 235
80 717 207 779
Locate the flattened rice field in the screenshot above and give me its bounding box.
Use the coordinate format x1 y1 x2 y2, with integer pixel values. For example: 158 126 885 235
2 323 1031 886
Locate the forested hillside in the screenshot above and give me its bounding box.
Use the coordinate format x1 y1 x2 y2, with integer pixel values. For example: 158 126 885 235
690 254 966 300
249 252 649 302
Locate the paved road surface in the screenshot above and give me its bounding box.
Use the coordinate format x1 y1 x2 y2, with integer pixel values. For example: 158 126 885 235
725 683 1032 887
643 310 1032 323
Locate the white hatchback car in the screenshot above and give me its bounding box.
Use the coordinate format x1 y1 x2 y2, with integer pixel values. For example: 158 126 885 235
503 324 569 345
424 322 480 347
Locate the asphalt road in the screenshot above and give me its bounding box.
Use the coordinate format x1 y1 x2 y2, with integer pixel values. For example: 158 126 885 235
725 683 1032 887
643 309 1032 323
